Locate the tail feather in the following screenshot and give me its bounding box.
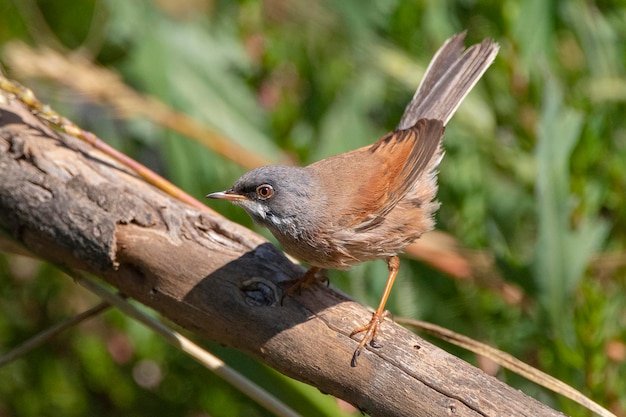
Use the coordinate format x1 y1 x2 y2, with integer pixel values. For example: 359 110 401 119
398 32 499 130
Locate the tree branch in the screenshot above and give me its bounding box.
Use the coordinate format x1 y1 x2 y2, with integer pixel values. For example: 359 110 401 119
0 96 565 417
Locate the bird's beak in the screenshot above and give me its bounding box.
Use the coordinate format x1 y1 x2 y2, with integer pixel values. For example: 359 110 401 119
205 190 248 201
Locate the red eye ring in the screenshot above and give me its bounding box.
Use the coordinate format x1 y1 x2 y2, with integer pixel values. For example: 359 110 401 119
256 184 274 200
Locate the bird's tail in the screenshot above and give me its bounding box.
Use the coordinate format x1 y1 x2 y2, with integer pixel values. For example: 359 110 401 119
398 32 499 130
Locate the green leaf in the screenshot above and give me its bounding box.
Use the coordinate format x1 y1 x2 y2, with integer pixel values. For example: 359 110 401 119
533 77 608 333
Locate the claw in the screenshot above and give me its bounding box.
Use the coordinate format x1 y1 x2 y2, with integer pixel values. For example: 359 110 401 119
280 267 326 304
370 339 383 349
350 310 390 367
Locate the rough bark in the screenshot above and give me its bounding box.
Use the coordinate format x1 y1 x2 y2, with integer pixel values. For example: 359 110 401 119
0 96 566 417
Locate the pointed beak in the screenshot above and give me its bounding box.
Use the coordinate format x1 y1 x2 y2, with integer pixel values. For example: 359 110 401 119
205 190 249 201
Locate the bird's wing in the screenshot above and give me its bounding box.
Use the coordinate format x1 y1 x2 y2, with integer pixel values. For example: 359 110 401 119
308 118 444 230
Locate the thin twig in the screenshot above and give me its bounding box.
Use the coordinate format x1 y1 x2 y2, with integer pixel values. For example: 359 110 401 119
0 73 211 212
0 301 111 367
68 271 303 417
398 317 616 417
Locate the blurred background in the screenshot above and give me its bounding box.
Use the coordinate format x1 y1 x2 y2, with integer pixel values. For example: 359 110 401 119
0 0 625 416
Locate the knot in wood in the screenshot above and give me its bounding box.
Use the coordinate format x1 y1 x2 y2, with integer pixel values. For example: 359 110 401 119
240 277 279 306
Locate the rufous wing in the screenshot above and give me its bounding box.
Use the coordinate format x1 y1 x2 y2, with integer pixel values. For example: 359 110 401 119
308 118 444 230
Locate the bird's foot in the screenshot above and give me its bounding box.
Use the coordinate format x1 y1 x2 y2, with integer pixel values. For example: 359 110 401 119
350 310 391 367
280 267 327 303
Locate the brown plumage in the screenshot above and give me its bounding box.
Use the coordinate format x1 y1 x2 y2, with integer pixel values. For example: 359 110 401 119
207 32 499 366
300 118 444 269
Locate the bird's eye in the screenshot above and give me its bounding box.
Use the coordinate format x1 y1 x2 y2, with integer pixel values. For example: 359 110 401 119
256 184 274 200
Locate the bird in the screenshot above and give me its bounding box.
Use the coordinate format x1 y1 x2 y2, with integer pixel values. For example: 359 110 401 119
207 32 499 366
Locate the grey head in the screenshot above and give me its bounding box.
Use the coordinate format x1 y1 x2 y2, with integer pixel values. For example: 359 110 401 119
206 166 323 239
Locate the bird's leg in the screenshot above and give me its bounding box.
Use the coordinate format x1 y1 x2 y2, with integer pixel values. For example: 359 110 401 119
281 266 327 302
350 255 400 367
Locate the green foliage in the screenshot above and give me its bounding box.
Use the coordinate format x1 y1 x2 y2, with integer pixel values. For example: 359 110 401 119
1 0 625 416
535 78 608 334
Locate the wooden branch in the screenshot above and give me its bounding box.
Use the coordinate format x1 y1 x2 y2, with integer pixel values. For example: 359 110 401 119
0 96 566 417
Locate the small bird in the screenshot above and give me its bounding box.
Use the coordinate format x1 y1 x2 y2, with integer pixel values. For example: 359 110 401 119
207 32 498 366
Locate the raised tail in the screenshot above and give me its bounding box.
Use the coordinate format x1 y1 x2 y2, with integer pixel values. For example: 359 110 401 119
398 32 499 130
